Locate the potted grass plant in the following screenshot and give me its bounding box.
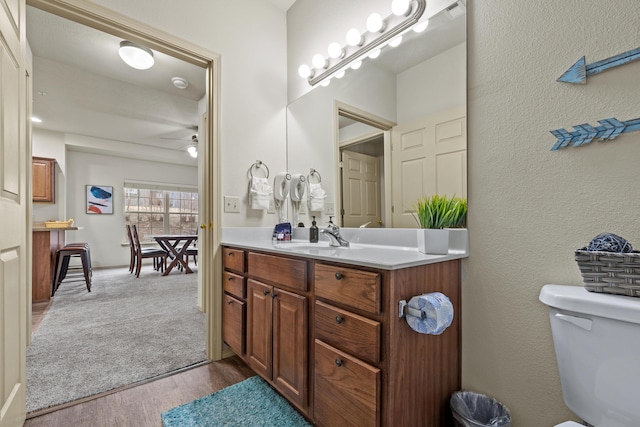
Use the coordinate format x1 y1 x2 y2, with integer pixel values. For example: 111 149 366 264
414 195 467 254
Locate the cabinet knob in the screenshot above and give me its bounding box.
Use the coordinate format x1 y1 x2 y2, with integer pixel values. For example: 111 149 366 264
228 252 233 256
263 290 270 296
335 358 343 367
227 276 233 281
227 299 233 305
335 315 344 324
335 272 343 280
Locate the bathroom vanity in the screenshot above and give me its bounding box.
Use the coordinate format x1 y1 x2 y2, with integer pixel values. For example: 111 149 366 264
222 228 467 426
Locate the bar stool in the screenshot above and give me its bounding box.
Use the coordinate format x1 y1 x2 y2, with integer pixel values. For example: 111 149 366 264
52 242 92 296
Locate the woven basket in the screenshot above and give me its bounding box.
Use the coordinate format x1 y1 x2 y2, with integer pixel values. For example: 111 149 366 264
575 249 640 297
44 219 73 229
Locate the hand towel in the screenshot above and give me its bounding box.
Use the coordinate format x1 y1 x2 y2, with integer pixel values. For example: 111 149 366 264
249 176 272 210
405 292 453 335
307 182 326 212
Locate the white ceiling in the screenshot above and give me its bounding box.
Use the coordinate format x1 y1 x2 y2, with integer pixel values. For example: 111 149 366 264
27 6 207 159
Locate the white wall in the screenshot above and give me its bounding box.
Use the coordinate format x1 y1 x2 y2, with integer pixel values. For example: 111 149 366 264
65 149 197 268
90 0 288 228
465 1 640 426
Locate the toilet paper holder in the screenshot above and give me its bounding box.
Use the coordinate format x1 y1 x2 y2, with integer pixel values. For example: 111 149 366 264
398 300 427 320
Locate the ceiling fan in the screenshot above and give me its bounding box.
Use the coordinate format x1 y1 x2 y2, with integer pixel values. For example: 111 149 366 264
160 134 199 157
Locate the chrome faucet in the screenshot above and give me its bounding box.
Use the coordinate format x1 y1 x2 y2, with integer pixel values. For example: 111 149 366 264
319 217 350 247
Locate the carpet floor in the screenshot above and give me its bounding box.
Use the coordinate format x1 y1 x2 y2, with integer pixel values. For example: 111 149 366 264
27 266 206 413
161 376 311 427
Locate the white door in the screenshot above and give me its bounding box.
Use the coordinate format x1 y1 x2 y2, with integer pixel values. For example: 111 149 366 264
391 106 466 228
0 0 29 425
341 150 382 228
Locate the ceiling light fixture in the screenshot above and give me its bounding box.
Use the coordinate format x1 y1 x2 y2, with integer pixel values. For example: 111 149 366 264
186 135 198 158
118 41 155 70
299 0 426 87
171 77 189 89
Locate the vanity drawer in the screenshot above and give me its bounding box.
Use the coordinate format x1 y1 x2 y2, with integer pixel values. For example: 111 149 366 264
222 293 245 356
223 247 245 273
314 263 381 314
314 339 380 427
248 252 308 292
223 271 245 299
315 301 380 364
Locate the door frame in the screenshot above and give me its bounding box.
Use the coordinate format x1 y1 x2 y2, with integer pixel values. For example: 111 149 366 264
26 0 223 360
334 101 395 227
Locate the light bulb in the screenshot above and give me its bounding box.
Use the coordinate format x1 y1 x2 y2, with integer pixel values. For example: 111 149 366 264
389 36 403 48
298 64 312 79
187 146 197 158
368 48 381 59
366 13 384 33
391 0 411 16
321 79 331 87
346 28 363 47
328 42 343 59
335 70 345 79
351 60 362 70
413 20 429 33
312 53 327 69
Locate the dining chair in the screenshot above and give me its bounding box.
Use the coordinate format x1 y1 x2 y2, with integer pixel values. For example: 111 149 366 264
131 224 168 277
126 225 136 273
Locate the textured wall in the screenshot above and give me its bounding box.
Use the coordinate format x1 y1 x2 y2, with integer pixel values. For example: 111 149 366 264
465 0 640 425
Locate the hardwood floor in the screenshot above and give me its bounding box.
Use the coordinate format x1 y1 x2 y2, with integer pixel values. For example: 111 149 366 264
31 301 50 333
24 357 254 427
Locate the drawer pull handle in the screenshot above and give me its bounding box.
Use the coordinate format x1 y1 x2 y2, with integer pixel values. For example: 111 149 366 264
227 276 233 281
227 299 233 305
335 315 344 324
335 272 343 280
227 252 233 256
263 290 270 296
335 358 343 367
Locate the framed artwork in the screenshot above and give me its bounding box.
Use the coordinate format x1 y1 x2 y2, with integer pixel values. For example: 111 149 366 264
86 185 113 214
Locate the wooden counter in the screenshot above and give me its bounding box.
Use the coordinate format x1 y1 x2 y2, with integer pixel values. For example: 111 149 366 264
32 224 78 302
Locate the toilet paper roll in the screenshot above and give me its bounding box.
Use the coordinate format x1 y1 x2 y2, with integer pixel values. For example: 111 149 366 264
405 292 453 335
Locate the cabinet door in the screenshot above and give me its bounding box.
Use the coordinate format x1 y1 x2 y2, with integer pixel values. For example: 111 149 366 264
222 293 245 356
32 156 55 202
247 279 273 378
273 287 308 408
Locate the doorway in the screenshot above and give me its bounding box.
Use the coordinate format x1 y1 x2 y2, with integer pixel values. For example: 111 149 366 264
25 0 222 411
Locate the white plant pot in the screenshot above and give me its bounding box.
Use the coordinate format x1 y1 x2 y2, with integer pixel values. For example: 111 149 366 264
417 229 450 255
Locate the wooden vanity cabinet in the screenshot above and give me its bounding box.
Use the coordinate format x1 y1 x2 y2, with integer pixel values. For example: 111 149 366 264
222 245 461 427
246 252 309 410
222 248 246 356
32 156 56 203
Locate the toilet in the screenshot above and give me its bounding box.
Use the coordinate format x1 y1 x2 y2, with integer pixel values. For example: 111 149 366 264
540 284 640 427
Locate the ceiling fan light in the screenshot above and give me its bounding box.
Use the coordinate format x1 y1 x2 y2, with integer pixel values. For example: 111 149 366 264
119 41 154 70
187 146 197 157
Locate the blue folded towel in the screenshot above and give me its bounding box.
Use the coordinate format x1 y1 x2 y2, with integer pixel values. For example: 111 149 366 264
405 292 454 335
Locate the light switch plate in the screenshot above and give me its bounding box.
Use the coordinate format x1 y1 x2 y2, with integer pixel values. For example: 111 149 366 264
325 202 335 215
224 196 240 213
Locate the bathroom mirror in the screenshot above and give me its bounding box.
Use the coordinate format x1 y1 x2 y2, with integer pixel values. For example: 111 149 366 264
286 2 466 228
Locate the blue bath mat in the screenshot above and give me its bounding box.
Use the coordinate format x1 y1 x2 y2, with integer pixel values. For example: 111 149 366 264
161 376 311 427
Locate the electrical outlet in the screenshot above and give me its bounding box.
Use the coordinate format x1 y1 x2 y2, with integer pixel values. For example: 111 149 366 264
267 200 276 214
325 202 335 215
224 196 240 213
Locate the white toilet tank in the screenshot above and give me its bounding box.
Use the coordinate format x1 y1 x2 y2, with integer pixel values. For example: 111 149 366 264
540 284 640 427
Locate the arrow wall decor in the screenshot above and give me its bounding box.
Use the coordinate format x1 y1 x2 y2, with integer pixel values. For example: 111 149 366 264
550 117 640 151
557 47 640 84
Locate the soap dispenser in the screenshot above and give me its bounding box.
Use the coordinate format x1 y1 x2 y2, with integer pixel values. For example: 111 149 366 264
310 216 319 243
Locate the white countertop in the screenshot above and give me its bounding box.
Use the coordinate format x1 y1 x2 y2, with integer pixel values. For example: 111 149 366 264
222 227 468 270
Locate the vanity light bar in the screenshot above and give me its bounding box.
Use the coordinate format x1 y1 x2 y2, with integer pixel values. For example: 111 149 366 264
303 0 426 87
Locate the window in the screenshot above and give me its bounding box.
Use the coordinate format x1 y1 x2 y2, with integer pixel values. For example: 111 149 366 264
124 182 198 243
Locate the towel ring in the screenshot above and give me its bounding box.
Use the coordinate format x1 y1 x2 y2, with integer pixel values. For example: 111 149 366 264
249 160 269 178
308 168 322 183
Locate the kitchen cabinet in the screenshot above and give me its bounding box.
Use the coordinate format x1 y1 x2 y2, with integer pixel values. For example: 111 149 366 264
222 245 461 426
32 156 56 203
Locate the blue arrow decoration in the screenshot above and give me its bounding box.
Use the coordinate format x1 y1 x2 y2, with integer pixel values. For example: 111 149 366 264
550 117 640 151
557 47 640 84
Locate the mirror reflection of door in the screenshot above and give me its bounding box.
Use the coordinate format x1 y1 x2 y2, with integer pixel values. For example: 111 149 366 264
391 105 467 227
340 136 383 228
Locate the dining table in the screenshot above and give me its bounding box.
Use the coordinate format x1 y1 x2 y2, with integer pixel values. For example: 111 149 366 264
153 234 198 276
